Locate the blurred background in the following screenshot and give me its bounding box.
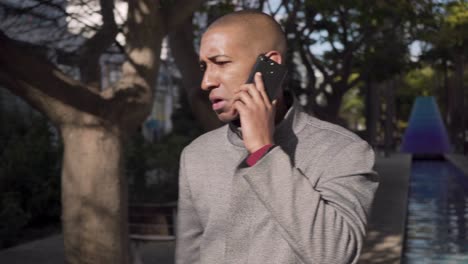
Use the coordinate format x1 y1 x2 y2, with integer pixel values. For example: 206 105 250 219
0 0 466 263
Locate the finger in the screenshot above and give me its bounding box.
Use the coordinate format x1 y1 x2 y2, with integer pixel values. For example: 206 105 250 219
234 91 254 107
254 72 272 107
242 83 264 105
233 100 247 115
234 85 254 95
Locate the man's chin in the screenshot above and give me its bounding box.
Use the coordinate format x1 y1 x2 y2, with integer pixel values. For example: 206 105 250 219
216 111 239 123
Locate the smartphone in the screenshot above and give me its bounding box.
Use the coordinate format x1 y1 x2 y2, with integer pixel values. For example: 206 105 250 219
245 54 288 101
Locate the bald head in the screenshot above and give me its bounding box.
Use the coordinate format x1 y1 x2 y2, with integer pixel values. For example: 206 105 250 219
205 10 287 58
198 11 288 122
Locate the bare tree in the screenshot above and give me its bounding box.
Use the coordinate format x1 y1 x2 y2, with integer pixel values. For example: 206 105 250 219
0 0 202 263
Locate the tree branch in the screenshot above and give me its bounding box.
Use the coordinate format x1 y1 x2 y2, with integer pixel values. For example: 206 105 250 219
0 31 107 125
266 0 282 16
0 1 63 23
103 0 165 127
337 6 349 49
0 0 207 130
297 38 315 82
164 0 204 33
257 0 266 11
77 0 118 88
328 37 341 55
305 44 330 82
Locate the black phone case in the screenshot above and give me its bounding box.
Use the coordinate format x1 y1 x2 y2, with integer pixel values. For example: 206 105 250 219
245 55 288 101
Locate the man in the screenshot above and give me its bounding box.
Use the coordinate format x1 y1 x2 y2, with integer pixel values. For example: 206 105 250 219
176 10 378 264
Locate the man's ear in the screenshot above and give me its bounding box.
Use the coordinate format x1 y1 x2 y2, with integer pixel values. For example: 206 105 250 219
265 51 283 64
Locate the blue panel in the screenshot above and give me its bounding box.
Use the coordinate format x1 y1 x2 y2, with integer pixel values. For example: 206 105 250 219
401 96 451 154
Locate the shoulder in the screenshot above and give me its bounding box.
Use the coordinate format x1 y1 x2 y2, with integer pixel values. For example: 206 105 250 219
293 110 374 167
181 124 230 156
307 114 362 141
294 112 376 180
299 110 365 148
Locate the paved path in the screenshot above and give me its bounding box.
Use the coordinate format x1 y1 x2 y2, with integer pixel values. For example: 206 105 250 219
0 154 416 264
358 154 411 264
0 235 175 264
445 154 468 176
0 234 64 264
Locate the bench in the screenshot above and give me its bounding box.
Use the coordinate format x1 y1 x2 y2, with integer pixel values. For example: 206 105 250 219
129 202 177 263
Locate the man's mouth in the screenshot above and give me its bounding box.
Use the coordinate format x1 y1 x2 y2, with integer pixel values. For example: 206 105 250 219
211 98 226 111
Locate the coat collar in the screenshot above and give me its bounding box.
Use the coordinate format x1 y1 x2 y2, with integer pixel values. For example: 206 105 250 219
227 99 310 148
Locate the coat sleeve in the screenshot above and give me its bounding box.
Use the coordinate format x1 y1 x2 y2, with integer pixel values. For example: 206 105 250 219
243 140 379 264
175 149 203 264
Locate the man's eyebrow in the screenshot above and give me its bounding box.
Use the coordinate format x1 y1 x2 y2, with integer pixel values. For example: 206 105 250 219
209 54 231 60
207 55 232 61
199 55 232 64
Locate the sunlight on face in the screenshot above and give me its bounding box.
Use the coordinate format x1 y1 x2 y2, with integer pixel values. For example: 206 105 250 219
199 26 258 122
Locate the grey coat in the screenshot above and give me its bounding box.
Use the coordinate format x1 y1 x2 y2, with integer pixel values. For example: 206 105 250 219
176 103 379 264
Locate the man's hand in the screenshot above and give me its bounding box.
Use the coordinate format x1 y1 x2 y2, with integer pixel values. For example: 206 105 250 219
233 72 276 153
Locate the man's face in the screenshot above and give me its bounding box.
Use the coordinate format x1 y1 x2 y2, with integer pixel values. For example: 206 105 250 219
199 26 258 122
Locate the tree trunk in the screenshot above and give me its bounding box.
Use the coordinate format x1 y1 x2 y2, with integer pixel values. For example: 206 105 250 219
365 78 379 148
327 91 344 125
442 59 449 124
384 78 396 157
312 87 344 125
169 16 222 131
61 126 129 264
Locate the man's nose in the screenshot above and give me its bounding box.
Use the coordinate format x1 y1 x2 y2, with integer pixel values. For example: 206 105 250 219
201 69 219 91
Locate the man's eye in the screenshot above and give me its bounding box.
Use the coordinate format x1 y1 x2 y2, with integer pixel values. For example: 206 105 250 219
216 61 230 65
199 62 206 72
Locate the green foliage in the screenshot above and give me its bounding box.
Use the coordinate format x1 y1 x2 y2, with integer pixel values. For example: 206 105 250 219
397 66 439 127
276 0 414 121
417 0 468 64
438 1 467 49
0 109 61 248
402 67 437 96
339 86 365 130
